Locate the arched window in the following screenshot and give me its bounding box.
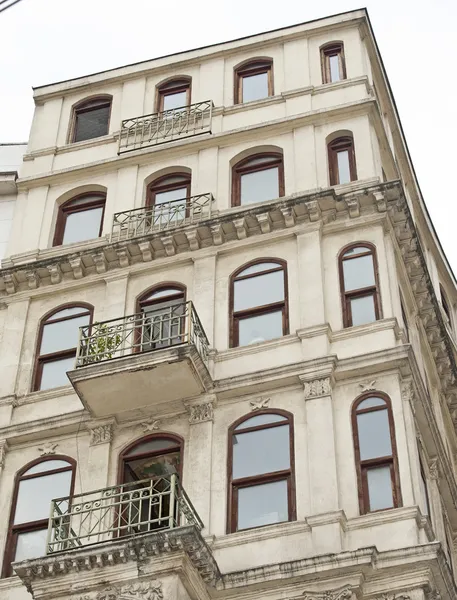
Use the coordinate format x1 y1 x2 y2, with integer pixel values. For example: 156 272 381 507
234 59 273 104
70 96 111 143
2 457 75 576
230 260 288 347
137 285 186 351
33 304 92 391
352 394 401 514
328 135 357 185
232 152 284 206
119 435 183 533
227 410 295 533
53 193 106 246
320 42 346 84
440 285 453 330
146 174 191 225
339 243 381 328
156 78 191 112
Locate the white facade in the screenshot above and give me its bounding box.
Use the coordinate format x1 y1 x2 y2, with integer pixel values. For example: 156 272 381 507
0 9 456 600
0 144 26 265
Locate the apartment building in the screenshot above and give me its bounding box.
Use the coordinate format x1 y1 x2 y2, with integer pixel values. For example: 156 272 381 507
0 8 455 600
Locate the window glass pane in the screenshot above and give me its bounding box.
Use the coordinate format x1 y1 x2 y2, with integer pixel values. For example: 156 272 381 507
238 311 283 346
350 295 376 326
357 397 386 411
47 307 88 322
40 315 90 355
154 187 188 205
125 439 178 457
14 470 72 524
237 480 288 530
367 466 394 511
14 528 48 562
240 167 279 205
74 105 110 142
329 54 341 82
24 460 71 476
343 246 370 257
124 451 180 481
233 424 289 479
162 91 187 111
62 206 103 245
242 72 269 103
234 270 284 311
237 263 280 277
343 254 375 291
39 356 76 390
235 414 287 431
357 409 392 460
336 150 351 184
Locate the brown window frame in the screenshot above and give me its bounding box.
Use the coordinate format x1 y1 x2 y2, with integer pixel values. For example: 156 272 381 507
231 152 284 207
53 192 106 247
68 95 112 144
146 174 191 210
2 456 76 577
229 258 288 348
338 242 382 328
227 409 296 534
156 78 191 113
328 136 357 186
32 303 93 392
118 433 184 484
352 392 402 515
234 59 273 105
320 42 347 84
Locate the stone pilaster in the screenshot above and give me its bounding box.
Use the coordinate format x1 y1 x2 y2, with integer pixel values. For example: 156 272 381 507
86 419 116 490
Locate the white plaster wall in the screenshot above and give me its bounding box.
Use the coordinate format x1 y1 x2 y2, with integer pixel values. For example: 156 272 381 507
0 196 15 265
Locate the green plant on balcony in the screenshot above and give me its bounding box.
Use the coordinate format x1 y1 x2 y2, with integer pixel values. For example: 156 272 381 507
87 323 122 362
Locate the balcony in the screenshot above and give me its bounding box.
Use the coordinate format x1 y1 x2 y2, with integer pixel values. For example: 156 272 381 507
111 193 214 242
46 474 201 553
118 101 213 154
68 301 212 417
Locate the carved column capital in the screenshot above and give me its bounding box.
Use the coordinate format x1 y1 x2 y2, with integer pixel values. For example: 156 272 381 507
80 580 163 600
429 458 440 480
0 439 9 469
187 399 215 424
302 584 352 600
87 421 115 446
300 376 333 399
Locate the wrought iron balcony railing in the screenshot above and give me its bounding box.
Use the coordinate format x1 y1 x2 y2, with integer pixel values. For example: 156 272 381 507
118 101 213 154
111 193 214 242
76 301 209 367
46 474 202 554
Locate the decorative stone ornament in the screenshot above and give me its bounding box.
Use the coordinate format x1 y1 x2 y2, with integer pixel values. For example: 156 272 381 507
188 402 214 423
142 419 161 432
377 594 410 600
303 378 331 399
88 424 114 446
359 380 376 392
250 397 270 411
80 580 163 600
429 458 439 480
38 441 58 456
302 585 352 600
0 439 8 469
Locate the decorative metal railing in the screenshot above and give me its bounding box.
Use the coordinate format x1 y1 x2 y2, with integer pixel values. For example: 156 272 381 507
46 474 202 554
118 101 213 153
111 193 214 241
76 301 209 367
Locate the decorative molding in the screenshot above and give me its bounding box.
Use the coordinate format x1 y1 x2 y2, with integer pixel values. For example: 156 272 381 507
302 585 352 600
429 458 439 480
141 419 161 432
359 380 376 392
250 397 270 411
0 439 9 469
303 378 332 399
38 441 58 456
80 580 163 600
88 424 113 446
401 380 415 404
188 402 214 424
427 591 441 600
376 595 410 600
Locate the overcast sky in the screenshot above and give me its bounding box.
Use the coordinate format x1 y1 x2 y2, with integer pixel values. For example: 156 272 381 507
1 0 456 272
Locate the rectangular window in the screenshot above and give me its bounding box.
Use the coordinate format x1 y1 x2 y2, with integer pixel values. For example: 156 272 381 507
366 465 394 511
321 44 346 84
240 167 279 205
329 54 341 82
336 150 351 184
62 206 104 246
242 72 269 103
40 356 76 390
162 91 188 112
235 61 272 104
74 104 110 143
238 310 284 346
350 295 376 327
237 479 288 530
